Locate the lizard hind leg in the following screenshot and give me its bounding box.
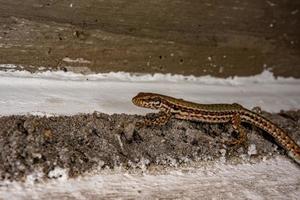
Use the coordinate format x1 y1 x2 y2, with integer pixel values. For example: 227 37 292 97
224 114 247 146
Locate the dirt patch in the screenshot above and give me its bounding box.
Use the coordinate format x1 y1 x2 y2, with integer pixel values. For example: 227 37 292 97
0 110 299 182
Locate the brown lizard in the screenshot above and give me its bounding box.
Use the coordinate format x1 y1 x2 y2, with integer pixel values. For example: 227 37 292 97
132 92 300 165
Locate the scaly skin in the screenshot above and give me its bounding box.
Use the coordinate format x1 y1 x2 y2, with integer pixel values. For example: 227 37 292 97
132 92 300 165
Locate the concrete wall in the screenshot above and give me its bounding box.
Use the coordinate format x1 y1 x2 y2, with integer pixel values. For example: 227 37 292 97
0 0 299 77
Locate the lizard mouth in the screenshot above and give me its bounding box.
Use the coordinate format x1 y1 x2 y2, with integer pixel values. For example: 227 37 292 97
131 96 139 106
132 95 144 107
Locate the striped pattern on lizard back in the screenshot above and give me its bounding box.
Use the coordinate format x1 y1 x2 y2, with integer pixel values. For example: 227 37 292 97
132 92 300 165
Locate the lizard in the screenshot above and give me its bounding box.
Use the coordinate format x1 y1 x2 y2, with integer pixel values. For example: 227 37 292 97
132 92 300 165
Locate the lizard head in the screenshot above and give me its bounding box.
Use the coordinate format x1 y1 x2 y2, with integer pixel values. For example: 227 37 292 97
132 92 163 109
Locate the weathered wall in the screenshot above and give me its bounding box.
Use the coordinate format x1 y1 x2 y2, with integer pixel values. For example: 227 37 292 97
0 0 299 77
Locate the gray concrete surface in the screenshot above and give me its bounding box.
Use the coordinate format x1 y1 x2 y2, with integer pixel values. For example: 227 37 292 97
1 156 299 199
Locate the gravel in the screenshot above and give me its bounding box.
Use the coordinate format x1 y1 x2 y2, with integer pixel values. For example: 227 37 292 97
0 110 299 182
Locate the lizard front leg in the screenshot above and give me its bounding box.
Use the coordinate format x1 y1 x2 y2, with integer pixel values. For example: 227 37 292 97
138 111 172 127
225 114 247 146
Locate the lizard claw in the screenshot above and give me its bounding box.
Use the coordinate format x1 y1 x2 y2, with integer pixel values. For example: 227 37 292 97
222 133 247 147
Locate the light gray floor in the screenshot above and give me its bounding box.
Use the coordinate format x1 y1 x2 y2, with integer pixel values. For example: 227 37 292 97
1 157 299 200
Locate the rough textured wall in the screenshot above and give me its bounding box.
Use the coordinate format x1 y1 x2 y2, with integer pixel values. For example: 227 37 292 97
0 0 299 77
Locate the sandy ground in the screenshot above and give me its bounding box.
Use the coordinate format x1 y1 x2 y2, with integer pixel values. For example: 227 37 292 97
0 110 299 182
0 0 300 77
